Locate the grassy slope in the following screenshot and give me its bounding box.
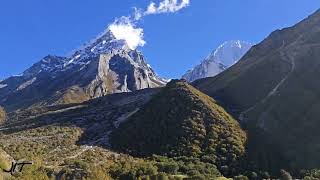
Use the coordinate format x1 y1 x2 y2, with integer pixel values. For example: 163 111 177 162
0 107 5 124
0 87 226 179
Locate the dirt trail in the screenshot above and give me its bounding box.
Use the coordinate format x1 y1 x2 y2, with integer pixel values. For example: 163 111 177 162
66 145 93 159
239 41 295 121
267 46 295 97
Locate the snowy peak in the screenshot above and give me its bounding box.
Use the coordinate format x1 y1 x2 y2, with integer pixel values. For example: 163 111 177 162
210 40 253 67
23 55 68 78
182 40 253 82
78 30 128 55
65 30 129 67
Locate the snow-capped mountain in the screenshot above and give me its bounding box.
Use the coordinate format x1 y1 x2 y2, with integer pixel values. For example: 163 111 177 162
64 30 128 68
182 40 253 82
0 29 166 111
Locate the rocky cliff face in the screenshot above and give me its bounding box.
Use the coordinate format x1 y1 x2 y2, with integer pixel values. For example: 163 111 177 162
0 31 166 112
183 40 252 82
92 50 166 95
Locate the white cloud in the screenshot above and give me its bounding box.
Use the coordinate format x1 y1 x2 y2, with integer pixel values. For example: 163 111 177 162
108 0 190 50
145 0 190 15
133 7 143 21
109 17 146 50
146 2 157 14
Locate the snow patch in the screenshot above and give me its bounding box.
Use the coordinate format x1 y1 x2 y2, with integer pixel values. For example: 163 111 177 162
17 77 37 91
0 84 7 89
12 74 23 77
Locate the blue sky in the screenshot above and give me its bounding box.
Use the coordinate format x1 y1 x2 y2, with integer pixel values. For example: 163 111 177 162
0 0 319 79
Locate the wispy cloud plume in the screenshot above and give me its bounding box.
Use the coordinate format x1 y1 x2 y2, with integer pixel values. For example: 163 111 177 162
109 17 145 50
108 0 191 50
145 0 190 15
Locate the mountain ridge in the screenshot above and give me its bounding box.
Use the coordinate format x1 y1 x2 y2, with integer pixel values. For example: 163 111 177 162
0 29 166 112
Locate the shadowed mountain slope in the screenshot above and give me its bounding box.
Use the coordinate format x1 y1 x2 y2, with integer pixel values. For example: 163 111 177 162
194 9 320 170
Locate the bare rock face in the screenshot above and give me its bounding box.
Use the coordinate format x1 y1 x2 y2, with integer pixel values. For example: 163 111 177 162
87 50 166 97
0 31 166 112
